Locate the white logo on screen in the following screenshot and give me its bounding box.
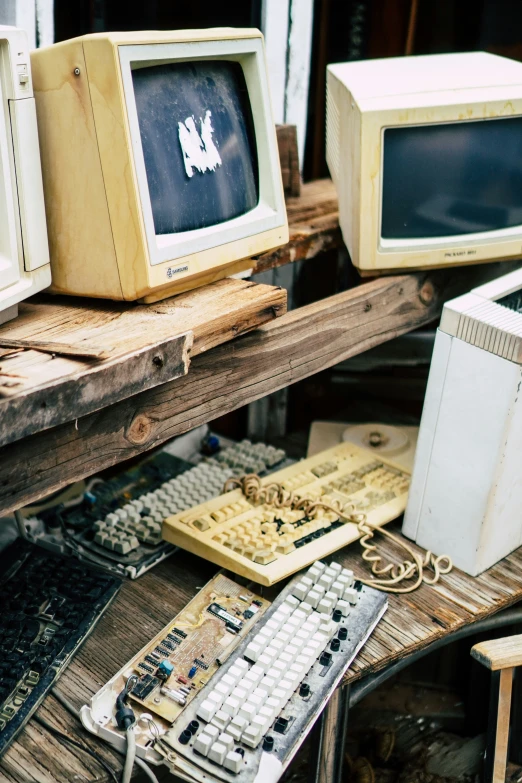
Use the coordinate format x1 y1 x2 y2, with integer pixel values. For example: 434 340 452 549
178 110 222 178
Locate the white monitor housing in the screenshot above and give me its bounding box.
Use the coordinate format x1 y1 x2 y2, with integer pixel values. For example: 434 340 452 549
30 29 288 302
327 52 522 274
403 268 522 575
0 25 50 324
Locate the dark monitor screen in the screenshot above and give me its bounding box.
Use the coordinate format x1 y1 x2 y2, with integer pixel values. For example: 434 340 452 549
132 60 259 235
381 117 522 240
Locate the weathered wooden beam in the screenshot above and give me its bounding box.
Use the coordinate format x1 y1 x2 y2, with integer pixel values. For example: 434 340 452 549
0 263 512 516
0 279 286 447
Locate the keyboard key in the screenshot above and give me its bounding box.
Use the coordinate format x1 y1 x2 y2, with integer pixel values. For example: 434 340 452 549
218 733 234 752
224 750 243 773
197 699 217 722
252 687 269 702
194 732 213 756
208 741 227 765
207 690 224 709
260 675 277 694
330 581 344 598
344 587 358 605
205 725 220 740
211 710 231 732
239 702 257 722
230 686 247 705
222 696 240 717
318 573 334 590
337 599 350 616
242 721 263 748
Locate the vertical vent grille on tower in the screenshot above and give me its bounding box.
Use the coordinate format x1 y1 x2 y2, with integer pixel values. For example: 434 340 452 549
326 86 340 184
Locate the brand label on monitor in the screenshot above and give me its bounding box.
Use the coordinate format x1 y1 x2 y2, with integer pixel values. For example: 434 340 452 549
178 110 222 178
443 250 477 258
167 265 189 278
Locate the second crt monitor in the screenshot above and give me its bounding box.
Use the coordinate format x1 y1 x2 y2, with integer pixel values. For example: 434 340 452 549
30 29 288 302
327 52 522 274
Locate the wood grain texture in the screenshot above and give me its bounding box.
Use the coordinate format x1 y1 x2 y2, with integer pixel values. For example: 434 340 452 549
276 124 301 197
0 279 286 447
0 262 510 517
493 668 513 783
254 178 341 274
472 635 522 671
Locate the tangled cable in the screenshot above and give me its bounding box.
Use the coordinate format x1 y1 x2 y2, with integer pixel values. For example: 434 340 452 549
224 474 453 594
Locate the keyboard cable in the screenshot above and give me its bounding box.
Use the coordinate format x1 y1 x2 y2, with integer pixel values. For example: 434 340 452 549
50 687 159 783
224 474 453 594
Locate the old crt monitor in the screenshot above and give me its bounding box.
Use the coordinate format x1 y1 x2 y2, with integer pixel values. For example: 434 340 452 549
0 26 50 324
30 29 288 302
326 52 522 274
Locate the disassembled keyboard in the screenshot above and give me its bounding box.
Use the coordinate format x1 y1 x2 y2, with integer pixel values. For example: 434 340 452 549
23 438 287 579
0 538 120 755
82 560 387 783
162 442 411 585
81 573 270 760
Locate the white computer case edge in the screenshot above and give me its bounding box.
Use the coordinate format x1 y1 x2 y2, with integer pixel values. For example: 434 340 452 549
0 25 50 324
403 269 522 576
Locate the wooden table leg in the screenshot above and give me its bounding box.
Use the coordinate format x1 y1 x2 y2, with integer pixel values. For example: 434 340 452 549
509 666 522 764
484 668 514 783
308 685 350 783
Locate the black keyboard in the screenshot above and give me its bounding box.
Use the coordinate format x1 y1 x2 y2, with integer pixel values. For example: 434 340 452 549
0 538 121 755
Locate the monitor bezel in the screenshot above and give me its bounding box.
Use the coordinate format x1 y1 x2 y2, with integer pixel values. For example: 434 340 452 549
119 38 284 268
379 115 522 252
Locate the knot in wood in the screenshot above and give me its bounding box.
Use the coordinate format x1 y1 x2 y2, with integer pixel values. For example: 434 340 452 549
152 354 164 368
126 414 154 445
364 302 372 312
419 280 435 305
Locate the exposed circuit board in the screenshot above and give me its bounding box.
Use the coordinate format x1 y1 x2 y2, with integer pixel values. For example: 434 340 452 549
81 573 269 756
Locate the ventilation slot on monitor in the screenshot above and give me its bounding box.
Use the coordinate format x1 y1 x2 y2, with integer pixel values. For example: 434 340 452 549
326 87 340 184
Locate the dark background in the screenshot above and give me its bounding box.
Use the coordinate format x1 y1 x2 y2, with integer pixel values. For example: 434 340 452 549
54 0 522 180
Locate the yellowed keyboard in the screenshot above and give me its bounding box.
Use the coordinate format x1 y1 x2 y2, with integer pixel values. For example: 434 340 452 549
162 443 411 586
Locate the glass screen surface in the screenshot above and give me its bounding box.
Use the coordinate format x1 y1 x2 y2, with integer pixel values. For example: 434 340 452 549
132 60 259 235
381 117 522 240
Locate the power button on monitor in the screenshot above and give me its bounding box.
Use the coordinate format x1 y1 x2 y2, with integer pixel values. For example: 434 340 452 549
17 64 28 85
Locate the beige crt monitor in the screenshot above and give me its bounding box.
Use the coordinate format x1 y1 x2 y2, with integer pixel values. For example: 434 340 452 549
0 26 50 324
326 52 522 274
30 29 288 302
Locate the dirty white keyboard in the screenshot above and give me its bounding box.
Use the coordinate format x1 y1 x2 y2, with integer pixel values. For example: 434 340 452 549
162 443 410 585
162 559 387 782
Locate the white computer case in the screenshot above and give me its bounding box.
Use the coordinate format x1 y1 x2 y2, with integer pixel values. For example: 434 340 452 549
0 25 50 323
403 269 522 576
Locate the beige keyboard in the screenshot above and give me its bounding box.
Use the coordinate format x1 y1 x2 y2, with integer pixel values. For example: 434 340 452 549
162 443 410 586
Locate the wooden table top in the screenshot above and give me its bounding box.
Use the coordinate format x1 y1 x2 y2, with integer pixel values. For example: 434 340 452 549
3 528 522 783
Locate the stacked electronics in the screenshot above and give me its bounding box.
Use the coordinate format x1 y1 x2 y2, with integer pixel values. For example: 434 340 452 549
1 18 522 782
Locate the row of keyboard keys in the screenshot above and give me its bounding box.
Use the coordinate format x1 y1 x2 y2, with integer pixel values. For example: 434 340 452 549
195 560 351 759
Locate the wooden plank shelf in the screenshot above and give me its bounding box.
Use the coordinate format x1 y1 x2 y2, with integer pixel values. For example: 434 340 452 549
0 258 518 517
0 279 287 447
